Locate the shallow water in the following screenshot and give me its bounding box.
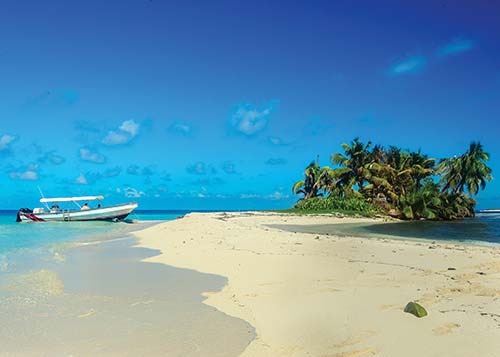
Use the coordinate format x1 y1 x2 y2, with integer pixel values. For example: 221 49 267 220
0 209 190 253
271 213 500 245
0 210 255 355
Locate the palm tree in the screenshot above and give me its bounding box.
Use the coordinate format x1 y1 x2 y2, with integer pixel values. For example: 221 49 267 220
461 142 493 195
438 156 462 193
398 179 442 220
292 162 334 199
370 144 386 163
292 139 492 220
362 161 400 205
439 142 492 196
365 147 413 202
331 138 372 194
406 150 435 189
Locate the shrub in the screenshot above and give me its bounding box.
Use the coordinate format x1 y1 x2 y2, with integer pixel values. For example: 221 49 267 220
292 196 380 215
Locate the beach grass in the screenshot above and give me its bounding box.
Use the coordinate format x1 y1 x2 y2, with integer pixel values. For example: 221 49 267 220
278 196 383 217
274 207 380 217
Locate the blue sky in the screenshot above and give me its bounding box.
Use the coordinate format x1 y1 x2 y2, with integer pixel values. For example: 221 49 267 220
1 0 499 209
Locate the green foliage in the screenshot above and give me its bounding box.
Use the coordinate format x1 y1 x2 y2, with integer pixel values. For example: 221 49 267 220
292 162 329 200
291 139 493 220
438 142 492 196
330 138 373 193
404 302 428 318
292 196 380 216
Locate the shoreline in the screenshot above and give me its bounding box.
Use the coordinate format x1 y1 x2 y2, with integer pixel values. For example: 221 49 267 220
0 218 254 356
134 211 500 356
268 219 500 249
267 212 500 250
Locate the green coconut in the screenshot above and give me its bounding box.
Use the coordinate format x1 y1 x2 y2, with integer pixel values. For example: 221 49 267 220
404 301 428 318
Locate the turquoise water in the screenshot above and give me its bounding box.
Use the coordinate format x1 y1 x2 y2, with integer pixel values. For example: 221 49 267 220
0 209 255 355
0 209 189 254
3 209 499 254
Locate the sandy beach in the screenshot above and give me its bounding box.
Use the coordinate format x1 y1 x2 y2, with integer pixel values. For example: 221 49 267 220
0 227 254 357
134 212 500 357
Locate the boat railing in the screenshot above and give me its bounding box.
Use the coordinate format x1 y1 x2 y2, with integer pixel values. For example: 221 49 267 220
42 202 138 214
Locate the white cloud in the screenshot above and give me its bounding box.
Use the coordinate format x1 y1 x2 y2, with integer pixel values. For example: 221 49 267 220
239 187 290 201
9 163 39 181
267 191 289 200
80 148 106 163
269 136 285 145
186 162 217 175
102 131 129 145
390 56 427 75
231 102 277 136
126 164 154 176
124 187 145 198
10 170 38 181
120 119 139 136
75 173 88 185
437 38 475 57
102 166 121 177
239 191 289 200
37 150 65 165
240 193 260 199
168 122 192 136
0 134 15 151
48 153 65 165
21 171 38 180
102 120 140 145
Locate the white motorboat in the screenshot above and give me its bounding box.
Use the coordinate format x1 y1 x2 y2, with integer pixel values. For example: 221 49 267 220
16 195 138 222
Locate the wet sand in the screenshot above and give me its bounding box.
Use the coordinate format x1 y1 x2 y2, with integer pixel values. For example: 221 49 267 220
135 212 500 357
0 228 254 356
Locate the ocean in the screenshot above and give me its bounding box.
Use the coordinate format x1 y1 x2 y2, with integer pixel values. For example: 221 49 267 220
0 209 188 254
0 209 254 355
2 209 499 259
0 209 192 283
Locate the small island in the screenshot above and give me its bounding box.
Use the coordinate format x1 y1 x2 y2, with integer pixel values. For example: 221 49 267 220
290 138 493 220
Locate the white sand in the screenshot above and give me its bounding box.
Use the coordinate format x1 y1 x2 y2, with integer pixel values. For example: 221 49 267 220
134 212 500 357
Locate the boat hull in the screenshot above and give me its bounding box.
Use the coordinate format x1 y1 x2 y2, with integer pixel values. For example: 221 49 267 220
17 202 138 222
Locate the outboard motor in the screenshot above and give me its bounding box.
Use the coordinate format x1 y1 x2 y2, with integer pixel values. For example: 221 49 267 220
16 208 33 222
